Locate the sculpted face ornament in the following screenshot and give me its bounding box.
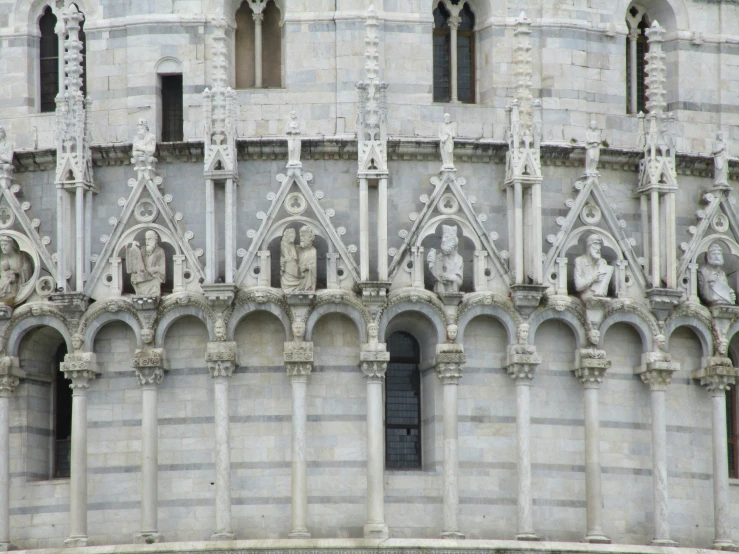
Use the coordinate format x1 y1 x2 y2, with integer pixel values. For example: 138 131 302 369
698 242 737 306
588 328 601 346
141 328 154 344
72 333 84 352
292 321 306 341
517 323 530 345
446 324 458 342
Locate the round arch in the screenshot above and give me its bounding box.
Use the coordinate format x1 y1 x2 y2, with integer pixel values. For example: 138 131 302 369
6 316 73 357
84 311 142 351
154 305 214 347
379 302 447 346
528 308 588 348
456 304 518 345
663 316 713 357
305 303 368 344
12 0 101 31
227 301 292 341
598 311 656 352
617 0 687 31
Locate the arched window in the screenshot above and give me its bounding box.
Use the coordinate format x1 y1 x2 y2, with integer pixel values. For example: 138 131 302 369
53 343 72 478
39 6 59 113
432 1 476 104
626 5 650 114
385 332 422 469
235 0 282 89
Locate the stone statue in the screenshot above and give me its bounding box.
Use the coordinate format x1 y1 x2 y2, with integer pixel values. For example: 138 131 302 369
132 119 156 162
712 131 729 188
698 242 736 306
585 121 601 175
0 126 13 171
0 236 32 306
574 234 613 298
287 111 302 168
427 224 463 293
510 323 537 355
126 230 166 297
280 226 317 292
439 113 456 170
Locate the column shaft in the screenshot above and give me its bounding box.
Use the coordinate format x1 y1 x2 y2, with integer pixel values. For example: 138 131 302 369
515 382 536 539
67 387 89 546
289 377 310 538
450 23 459 102
441 382 462 538
205 179 216 283
140 386 159 537
712 391 733 548
513 181 524 284
0 395 9 551
75 186 84 291
84 190 92 282
359 178 369 280
650 388 672 544
213 377 233 538
364 379 387 537
225 179 234 284
56 186 66 289
583 385 608 542
253 17 263 88
629 33 638 114
377 178 388 281
650 190 660 286
530 183 542 284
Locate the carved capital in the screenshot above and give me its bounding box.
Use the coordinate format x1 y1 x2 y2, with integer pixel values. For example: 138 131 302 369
286 362 312 381
61 352 100 389
0 357 22 396
574 350 610 388
436 343 465 384
506 344 541 382
694 357 739 394
0 375 19 396
284 341 313 363
206 341 237 378
636 353 679 391
132 348 168 387
360 348 390 381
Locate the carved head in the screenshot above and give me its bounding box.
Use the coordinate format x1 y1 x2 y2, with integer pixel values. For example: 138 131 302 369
137 118 149 136
440 225 459 255
588 328 601 346
141 328 154 344
298 225 314 249
717 131 724 141
517 323 530 345
586 233 603 260
0 236 19 255
443 113 451 124
367 322 379 341
292 320 305 341
290 110 297 121
71 333 83 351
706 242 725 267
589 120 597 130
446 324 458 342
282 227 296 244
655 333 666 352
214 319 227 341
145 230 159 253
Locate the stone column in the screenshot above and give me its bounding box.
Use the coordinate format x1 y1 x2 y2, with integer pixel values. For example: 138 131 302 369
252 11 265 88
206 341 237 540
436 343 466 539
0 357 22 552
61 352 100 548
448 15 461 103
506 334 540 541
359 177 369 280
636 350 679 546
284 339 313 538
628 29 639 114
75 186 84 291
133 348 168 544
694 358 739 550
360 343 390 539
573 349 610 544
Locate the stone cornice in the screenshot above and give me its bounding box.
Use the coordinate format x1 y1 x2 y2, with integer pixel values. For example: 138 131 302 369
11 140 737 179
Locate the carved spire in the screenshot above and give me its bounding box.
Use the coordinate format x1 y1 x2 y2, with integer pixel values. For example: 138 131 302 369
54 3 93 187
356 5 388 177
645 21 667 115
513 11 533 130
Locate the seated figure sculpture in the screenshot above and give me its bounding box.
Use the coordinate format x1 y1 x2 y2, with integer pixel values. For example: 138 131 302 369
698 242 736 306
427 225 463 293
574 234 613 298
126 230 166 297
280 226 317 293
0 236 32 306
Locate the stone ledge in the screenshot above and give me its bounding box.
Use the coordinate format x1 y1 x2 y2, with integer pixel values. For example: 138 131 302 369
5 538 727 554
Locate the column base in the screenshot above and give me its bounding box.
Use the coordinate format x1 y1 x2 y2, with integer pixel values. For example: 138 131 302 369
440 531 465 539
134 532 161 544
63 536 88 548
364 523 389 539
516 533 540 541
210 532 235 541
713 540 739 551
288 530 311 539
651 539 678 547
584 534 611 544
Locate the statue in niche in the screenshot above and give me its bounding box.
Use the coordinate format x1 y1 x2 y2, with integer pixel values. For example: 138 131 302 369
0 126 13 171
510 323 537 356
585 121 601 175
280 226 317 292
132 119 156 163
698 241 736 306
439 113 456 170
0 236 32 306
126 230 166 297
427 224 463 293
712 131 729 188
286 111 302 168
574 234 613 298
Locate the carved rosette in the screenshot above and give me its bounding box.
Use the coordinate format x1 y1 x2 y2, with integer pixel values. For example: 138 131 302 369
506 346 541 382
132 348 168 387
360 348 390 383
0 356 21 396
61 352 100 390
436 344 466 384
574 349 611 388
206 341 237 379
694 357 739 394
285 341 313 382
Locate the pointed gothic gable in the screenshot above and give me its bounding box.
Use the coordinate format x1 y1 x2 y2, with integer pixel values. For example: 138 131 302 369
388 170 510 290
84 171 205 300
543 175 648 297
358 140 387 175
234 168 360 288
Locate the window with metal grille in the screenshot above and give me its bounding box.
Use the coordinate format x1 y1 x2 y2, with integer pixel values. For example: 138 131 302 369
160 74 183 142
456 3 475 103
385 332 422 469
728 387 738 478
39 6 59 113
53 344 72 479
433 3 451 103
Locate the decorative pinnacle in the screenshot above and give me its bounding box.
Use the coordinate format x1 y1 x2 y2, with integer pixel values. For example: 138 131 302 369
364 4 380 84
62 4 85 100
513 11 533 129
645 20 666 114
210 9 229 90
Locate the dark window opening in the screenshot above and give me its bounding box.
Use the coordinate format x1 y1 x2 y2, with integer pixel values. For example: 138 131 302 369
161 74 183 142
433 3 451 103
39 6 59 113
385 332 422 469
626 13 650 114
457 3 475 103
53 343 72 479
729 387 738 478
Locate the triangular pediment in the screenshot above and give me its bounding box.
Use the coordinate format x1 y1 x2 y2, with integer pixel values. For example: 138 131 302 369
358 141 387 174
